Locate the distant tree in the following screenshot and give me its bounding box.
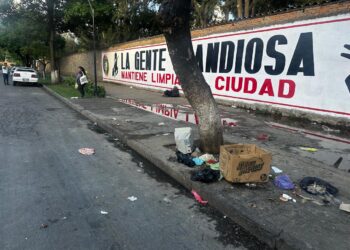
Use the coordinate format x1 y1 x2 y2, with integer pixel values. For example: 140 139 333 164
192 0 220 27
64 0 162 49
222 0 320 19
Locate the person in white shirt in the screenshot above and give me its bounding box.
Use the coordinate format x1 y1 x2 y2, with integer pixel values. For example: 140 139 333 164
2 63 9 85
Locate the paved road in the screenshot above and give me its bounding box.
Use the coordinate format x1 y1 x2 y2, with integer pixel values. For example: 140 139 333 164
0 79 267 249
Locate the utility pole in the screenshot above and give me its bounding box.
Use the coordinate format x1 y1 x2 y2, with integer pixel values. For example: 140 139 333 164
87 0 97 96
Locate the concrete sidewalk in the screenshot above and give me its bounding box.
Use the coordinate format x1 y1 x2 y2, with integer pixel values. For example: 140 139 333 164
43 82 350 250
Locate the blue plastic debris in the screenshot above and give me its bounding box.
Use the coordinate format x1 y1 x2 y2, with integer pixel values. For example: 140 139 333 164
274 174 295 190
192 157 204 166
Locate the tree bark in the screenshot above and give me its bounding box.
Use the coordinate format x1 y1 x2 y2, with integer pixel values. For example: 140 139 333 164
244 0 250 17
251 0 256 16
237 0 243 18
160 0 223 154
47 0 58 83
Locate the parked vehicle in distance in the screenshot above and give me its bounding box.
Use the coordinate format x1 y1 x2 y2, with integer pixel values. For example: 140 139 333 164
12 67 39 86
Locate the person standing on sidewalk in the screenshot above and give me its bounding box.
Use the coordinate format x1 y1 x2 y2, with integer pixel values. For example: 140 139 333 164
2 63 9 85
76 66 87 98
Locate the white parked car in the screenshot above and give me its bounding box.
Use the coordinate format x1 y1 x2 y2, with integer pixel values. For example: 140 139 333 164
13 67 39 86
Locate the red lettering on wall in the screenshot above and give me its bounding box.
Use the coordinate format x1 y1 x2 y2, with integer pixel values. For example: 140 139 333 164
278 79 296 98
244 78 257 94
259 79 275 96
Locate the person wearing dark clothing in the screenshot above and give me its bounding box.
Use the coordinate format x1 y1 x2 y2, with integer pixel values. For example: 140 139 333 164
2 63 9 85
163 86 180 97
76 66 87 98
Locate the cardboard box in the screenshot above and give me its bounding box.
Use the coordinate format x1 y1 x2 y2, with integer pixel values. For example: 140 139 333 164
219 144 272 183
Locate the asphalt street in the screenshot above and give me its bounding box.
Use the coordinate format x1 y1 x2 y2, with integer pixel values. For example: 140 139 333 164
0 77 267 250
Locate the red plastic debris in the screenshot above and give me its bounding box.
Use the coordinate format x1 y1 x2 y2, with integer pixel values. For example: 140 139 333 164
191 190 208 205
256 133 269 141
206 159 217 164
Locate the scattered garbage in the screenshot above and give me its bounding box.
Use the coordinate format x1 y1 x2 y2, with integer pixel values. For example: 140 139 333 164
176 151 195 167
220 144 271 183
299 147 318 152
138 162 144 168
271 166 283 174
78 148 95 155
158 122 165 126
206 159 217 164
163 197 172 203
274 174 295 190
127 196 138 202
112 118 117 121
256 133 270 141
174 127 193 154
163 86 180 97
299 177 338 196
70 97 79 99
245 183 257 188
100 210 109 215
295 192 315 201
209 162 220 171
191 190 208 205
321 125 340 133
280 194 296 203
192 157 204 166
333 157 343 168
198 153 216 162
249 203 257 208
40 224 48 229
191 167 220 183
339 203 350 213
163 133 170 136
191 148 201 158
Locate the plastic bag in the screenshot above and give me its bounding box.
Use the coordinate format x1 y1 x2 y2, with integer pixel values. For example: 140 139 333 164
274 174 295 190
174 127 193 154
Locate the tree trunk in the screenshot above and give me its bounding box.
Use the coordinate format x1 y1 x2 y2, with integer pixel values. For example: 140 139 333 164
244 0 250 17
160 0 223 154
251 0 256 16
237 0 243 18
47 0 58 83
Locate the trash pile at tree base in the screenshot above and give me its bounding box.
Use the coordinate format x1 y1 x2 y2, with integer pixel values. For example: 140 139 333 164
172 127 348 213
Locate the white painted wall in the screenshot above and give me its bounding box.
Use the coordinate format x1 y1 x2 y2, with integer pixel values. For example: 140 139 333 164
102 14 350 119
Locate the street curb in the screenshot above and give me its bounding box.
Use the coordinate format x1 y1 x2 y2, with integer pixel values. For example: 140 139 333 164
42 85 305 250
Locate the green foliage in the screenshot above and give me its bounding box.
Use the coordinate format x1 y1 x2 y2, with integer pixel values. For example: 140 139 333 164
63 76 76 87
64 0 162 49
45 80 106 98
193 0 220 27
0 0 66 66
38 77 53 86
85 83 106 98
222 0 326 19
47 84 81 98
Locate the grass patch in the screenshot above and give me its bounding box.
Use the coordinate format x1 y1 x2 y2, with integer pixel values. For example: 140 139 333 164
38 77 52 85
48 84 81 98
41 76 106 98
